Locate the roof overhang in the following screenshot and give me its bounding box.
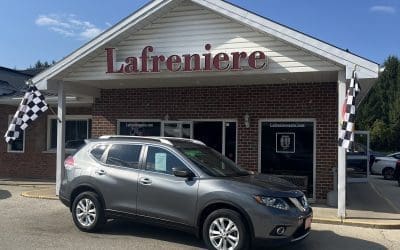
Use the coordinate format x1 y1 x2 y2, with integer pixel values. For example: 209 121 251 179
31 0 379 95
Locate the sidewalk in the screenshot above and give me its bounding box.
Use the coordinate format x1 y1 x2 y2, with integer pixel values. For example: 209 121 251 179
4 177 400 229
0 178 55 186
0 178 57 200
313 176 400 229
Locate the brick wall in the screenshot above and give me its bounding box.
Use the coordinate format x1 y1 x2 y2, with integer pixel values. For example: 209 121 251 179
0 105 92 179
92 83 338 200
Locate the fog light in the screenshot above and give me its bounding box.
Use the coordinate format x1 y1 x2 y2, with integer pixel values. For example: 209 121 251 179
275 226 286 236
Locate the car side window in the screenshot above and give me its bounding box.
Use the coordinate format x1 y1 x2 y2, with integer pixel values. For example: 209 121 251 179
90 144 108 161
394 154 400 159
106 144 142 169
145 146 187 175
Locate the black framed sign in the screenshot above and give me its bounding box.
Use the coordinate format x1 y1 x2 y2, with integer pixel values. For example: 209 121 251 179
276 132 295 153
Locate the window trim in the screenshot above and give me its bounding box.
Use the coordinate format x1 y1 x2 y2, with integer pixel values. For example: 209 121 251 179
7 115 25 153
47 115 92 151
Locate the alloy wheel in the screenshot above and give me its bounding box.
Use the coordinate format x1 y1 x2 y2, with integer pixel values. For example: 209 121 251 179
209 217 240 250
75 198 97 227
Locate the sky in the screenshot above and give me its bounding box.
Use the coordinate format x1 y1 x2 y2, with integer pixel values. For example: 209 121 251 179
0 0 399 69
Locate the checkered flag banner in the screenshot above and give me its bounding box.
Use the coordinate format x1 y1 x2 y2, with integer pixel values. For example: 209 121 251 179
338 71 360 149
4 85 48 143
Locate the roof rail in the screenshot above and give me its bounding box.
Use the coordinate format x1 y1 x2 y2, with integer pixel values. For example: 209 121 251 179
98 135 173 145
159 137 206 146
97 135 207 147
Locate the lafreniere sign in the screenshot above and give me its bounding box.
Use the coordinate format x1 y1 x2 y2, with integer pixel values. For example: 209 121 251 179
105 44 267 74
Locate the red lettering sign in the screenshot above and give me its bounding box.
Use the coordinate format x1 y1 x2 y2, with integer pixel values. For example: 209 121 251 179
105 44 267 74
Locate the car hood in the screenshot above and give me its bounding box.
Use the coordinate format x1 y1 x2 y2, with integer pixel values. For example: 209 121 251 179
228 173 304 197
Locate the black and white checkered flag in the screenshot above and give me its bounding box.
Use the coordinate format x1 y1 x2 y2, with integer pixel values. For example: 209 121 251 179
338 71 360 149
4 85 48 143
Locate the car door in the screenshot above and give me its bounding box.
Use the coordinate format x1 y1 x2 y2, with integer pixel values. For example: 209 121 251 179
93 143 143 214
137 145 199 226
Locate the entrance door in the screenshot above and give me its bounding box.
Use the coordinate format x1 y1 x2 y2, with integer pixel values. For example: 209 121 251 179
259 120 315 198
162 121 192 138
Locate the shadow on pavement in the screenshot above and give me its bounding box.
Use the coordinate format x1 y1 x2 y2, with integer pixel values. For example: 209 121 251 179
0 189 11 200
266 229 387 250
100 220 205 248
98 220 388 250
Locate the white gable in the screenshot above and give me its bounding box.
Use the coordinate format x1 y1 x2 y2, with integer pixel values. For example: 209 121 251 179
59 1 340 82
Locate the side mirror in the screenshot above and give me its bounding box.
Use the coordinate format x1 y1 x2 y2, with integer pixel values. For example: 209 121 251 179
172 168 195 178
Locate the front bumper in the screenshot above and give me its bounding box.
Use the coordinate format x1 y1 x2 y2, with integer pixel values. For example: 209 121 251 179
250 205 313 246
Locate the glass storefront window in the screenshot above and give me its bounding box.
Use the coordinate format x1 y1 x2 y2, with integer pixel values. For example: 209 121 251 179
49 118 91 150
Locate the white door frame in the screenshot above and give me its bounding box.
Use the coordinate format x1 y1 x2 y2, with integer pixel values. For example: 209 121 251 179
258 118 317 201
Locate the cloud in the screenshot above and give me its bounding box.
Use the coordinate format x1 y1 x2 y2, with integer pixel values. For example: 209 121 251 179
370 5 396 14
80 28 103 40
35 14 104 40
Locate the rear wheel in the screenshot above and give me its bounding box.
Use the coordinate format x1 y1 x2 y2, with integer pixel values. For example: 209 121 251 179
72 191 105 232
202 209 249 250
383 168 394 180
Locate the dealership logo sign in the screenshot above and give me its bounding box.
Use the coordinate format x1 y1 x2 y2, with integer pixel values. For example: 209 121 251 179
276 133 295 153
105 44 267 74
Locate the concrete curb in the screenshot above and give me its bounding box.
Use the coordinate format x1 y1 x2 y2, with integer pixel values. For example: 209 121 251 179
0 182 55 187
313 217 400 229
20 188 58 200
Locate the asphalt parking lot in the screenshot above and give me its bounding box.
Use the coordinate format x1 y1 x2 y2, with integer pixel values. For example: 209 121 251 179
1 185 400 250
369 175 400 212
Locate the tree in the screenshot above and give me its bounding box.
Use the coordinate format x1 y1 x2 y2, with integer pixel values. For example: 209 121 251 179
28 60 55 70
357 56 400 151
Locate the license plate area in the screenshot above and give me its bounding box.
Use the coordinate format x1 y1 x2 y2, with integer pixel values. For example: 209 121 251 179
305 216 312 229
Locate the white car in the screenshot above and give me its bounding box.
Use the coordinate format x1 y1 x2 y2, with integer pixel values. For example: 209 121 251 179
371 152 400 179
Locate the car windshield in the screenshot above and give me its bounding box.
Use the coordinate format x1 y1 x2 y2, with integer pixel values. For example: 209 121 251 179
176 144 250 177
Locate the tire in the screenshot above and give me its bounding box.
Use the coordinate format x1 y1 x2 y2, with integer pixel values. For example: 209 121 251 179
398 176 400 187
71 191 106 232
202 209 250 250
382 168 394 180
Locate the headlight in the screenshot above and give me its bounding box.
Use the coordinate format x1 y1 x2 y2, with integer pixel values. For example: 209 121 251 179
254 195 290 210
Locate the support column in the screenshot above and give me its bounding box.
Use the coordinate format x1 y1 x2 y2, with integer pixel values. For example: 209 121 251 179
56 81 66 196
337 70 347 218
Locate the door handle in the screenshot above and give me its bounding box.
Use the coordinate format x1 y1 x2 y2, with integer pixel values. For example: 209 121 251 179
139 177 152 185
95 169 106 176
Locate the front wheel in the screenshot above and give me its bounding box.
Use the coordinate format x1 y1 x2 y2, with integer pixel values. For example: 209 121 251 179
72 191 105 232
202 209 249 250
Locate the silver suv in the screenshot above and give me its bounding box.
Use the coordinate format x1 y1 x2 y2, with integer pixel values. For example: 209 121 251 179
60 136 312 249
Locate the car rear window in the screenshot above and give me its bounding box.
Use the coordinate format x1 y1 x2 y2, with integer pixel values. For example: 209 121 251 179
106 144 142 169
90 144 108 161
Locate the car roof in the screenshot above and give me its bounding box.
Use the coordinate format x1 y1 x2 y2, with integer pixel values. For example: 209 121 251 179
86 135 206 147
